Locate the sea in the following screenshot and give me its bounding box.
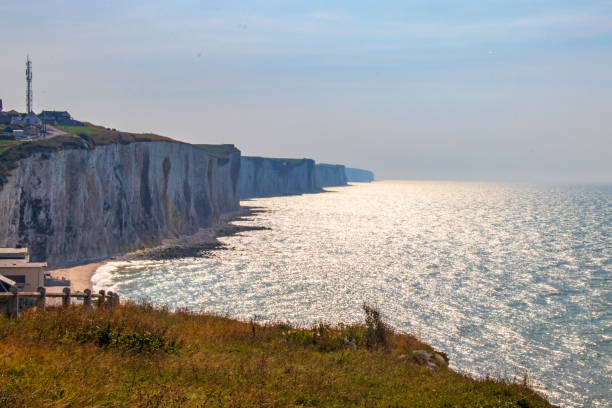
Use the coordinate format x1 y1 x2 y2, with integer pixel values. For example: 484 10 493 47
92 181 611 407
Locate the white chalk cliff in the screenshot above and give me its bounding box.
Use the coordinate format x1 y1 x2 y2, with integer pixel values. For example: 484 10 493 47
0 141 240 265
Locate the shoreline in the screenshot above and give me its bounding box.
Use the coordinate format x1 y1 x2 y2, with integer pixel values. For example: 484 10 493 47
46 261 108 293
45 206 265 293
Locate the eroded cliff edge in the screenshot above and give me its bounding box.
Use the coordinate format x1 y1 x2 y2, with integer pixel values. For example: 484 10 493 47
345 167 375 182
314 163 347 188
239 156 317 198
0 139 240 265
239 157 352 198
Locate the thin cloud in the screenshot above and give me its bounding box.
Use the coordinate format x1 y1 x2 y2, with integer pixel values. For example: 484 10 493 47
378 12 612 44
305 11 348 22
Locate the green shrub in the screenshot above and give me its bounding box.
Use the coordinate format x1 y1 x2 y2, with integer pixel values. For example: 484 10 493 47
75 323 180 354
362 303 389 349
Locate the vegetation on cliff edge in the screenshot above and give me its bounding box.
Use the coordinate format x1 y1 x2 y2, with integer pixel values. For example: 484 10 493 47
196 144 240 159
0 302 552 407
0 123 238 188
0 124 176 187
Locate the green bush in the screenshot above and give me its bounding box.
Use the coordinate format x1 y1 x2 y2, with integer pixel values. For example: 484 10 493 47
362 303 389 349
76 323 180 354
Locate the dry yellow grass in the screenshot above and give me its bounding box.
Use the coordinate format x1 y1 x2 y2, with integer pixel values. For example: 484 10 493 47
0 303 552 407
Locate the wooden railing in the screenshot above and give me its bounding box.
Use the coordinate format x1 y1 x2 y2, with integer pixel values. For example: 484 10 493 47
0 287 120 319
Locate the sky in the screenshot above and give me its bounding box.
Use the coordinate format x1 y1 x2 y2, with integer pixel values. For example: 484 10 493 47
1 1 611 181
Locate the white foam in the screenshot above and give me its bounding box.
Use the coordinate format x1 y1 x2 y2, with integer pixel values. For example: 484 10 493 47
91 261 128 292
92 260 166 292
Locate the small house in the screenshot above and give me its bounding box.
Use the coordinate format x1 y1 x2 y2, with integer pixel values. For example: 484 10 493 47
23 112 42 126
0 248 46 292
40 110 74 125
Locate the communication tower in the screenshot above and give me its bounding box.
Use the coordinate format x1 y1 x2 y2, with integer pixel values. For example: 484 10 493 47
26 56 33 114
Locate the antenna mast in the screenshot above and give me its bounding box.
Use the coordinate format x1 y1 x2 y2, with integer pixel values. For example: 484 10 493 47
26 56 33 114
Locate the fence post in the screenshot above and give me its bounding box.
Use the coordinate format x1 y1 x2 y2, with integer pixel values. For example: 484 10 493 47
84 289 92 307
107 291 114 308
62 287 71 307
114 292 120 306
36 286 46 312
9 287 19 320
98 290 106 308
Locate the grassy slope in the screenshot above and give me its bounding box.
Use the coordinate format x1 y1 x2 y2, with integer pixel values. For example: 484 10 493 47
0 303 551 407
56 123 178 145
0 140 23 155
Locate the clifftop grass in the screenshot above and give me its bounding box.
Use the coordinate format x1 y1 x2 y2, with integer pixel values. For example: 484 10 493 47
0 123 177 188
196 144 240 159
0 124 237 188
57 124 178 145
0 123 179 188
0 140 22 155
245 156 310 165
0 303 552 407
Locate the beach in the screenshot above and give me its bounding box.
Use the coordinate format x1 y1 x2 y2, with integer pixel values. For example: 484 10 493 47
44 207 262 293
47 261 107 292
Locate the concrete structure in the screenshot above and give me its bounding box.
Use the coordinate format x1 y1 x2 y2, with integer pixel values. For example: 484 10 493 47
0 261 45 291
0 248 46 292
0 248 29 260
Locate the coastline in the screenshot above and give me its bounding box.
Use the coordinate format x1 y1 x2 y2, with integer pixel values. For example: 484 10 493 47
47 261 107 293
45 206 266 293
17 190 564 407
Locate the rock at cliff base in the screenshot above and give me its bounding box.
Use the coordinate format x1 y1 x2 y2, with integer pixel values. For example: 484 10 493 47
413 350 432 365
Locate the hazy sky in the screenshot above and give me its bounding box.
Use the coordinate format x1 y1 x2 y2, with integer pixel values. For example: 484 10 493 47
1 1 611 181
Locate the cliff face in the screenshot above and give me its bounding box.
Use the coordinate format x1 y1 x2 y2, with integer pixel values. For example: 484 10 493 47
239 157 316 198
314 164 347 188
0 141 240 265
345 167 375 182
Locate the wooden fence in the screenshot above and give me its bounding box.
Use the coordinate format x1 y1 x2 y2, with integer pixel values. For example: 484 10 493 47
0 287 120 319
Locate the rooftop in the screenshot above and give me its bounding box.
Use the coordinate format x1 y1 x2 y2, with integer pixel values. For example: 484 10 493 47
0 248 28 258
0 260 47 268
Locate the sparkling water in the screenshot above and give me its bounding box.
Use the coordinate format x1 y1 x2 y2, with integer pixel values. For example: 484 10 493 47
93 181 612 407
